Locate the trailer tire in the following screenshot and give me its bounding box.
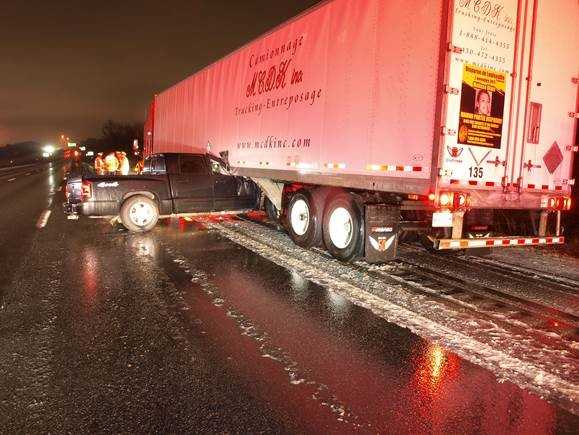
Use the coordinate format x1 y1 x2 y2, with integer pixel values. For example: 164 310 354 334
120 195 159 233
287 190 323 248
323 193 363 262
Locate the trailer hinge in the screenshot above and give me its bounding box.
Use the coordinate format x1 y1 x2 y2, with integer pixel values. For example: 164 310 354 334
569 112 579 119
566 145 579 152
447 43 463 54
501 176 508 188
444 85 460 95
572 77 579 85
562 179 575 186
523 160 542 172
441 126 457 136
487 156 507 167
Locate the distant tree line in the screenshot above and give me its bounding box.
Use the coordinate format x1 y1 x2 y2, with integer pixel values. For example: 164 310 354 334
81 120 144 157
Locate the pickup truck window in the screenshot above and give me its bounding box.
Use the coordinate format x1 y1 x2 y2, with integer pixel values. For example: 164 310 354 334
143 158 152 174
180 155 206 175
143 156 166 174
152 156 166 174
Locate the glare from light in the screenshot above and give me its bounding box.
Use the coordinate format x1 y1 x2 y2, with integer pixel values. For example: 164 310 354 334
43 145 55 154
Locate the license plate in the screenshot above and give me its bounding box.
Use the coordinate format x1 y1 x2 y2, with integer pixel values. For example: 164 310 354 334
432 212 453 228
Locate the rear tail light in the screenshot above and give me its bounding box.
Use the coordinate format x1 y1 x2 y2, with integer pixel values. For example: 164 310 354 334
81 181 92 201
436 191 470 211
546 196 571 211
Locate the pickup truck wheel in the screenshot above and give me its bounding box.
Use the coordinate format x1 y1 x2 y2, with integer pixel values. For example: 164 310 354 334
323 193 363 262
287 190 322 248
120 195 159 233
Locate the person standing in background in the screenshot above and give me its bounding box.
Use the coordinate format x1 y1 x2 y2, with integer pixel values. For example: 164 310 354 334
94 152 105 175
116 151 130 175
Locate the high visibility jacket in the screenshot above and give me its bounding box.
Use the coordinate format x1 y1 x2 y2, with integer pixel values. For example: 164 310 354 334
94 156 105 175
117 155 130 175
104 153 119 173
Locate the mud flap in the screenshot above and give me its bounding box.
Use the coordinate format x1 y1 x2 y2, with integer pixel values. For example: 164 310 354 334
364 205 400 263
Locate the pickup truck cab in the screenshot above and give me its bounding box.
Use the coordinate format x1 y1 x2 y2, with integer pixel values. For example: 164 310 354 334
64 152 259 232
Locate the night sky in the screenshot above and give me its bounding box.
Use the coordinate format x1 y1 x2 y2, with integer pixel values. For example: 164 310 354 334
0 0 320 145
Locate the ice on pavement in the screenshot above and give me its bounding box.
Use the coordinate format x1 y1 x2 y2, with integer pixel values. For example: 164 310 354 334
207 220 579 415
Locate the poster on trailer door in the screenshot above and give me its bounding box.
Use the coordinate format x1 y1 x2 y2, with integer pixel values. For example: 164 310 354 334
457 64 506 149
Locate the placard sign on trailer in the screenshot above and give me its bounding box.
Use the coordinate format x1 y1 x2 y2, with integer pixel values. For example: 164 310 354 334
458 64 506 149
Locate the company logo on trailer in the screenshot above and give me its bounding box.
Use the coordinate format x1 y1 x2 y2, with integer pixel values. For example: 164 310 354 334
447 146 464 158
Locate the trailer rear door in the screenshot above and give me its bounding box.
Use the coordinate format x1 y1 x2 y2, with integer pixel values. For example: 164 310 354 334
514 0 578 194
439 0 520 190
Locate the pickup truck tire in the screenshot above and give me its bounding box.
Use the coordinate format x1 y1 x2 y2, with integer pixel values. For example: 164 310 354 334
287 190 323 248
120 195 159 233
322 193 363 262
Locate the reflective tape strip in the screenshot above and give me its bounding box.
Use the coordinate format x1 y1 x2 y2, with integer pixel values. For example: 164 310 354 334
526 184 565 191
367 164 422 172
524 184 567 191
447 180 497 187
437 236 564 250
324 162 346 169
287 162 317 170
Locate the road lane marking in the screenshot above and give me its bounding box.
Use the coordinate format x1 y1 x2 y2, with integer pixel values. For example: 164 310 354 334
36 210 52 229
7 177 16 182
26 172 31 176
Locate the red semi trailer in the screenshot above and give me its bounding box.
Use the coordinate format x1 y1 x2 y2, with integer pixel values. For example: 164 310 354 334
144 0 578 262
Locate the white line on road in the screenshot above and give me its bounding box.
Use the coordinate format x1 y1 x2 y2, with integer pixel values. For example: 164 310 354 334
25 172 31 176
36 210 52 229
7 177 16 182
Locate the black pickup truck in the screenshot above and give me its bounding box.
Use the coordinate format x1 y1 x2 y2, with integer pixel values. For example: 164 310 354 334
63 152 260 232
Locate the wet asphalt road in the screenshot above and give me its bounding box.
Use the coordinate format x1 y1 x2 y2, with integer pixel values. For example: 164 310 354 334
0 165 577 433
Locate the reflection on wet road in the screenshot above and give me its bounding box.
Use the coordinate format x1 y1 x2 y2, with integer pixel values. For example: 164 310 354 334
125 220 576 433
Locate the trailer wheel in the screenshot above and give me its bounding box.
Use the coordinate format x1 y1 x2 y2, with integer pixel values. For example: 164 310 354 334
120 195 159 233
287 190 323 248
323 193 363 262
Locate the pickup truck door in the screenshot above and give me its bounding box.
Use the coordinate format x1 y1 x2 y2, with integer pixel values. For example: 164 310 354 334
208 158 254 211
171 155 214 213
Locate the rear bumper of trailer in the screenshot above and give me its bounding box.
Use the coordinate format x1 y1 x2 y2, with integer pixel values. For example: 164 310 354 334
435 236 565 250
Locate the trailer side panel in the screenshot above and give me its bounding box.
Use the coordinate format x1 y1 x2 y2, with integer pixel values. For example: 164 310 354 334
151 0 446 193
